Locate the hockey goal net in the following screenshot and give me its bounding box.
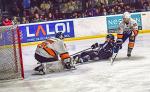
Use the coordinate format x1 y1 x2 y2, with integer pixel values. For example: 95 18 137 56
0 25 24 80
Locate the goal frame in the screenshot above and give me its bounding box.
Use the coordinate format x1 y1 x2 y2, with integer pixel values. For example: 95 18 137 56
16 27 24 79
0 25 24 80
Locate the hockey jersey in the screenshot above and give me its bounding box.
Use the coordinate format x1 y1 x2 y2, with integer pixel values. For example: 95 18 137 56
35 38 70 60
118 18 138 34
99 40 115 53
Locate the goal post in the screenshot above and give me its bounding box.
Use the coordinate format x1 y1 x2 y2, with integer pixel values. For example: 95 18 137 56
0 25 24 80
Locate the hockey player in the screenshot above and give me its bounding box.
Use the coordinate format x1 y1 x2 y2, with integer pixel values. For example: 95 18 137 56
73 34 115 63
34 32 75 74
112 12 139 60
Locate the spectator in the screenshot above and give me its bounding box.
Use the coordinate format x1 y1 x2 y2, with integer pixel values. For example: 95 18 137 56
10 2 20 16
77 12 82 18
101 8 108 16
21 17 29 24
23 0 31 9
32 13 44 22
86 0 95 9
67 0 76 13
47 12 54 21
109 7 117 15
2 17 12 26
93 8 100 16
94 0 103 7
54 9 61 20
76 0 82 11
72 12 78 18
125 5 131 12
31 0 39 7
85 9 93 17
117 6 124 14
31 6 40 14
119 2 125 11
12 16 20 25
1 0 150 26
40 1 50 12
143 3 150 11
39 15 45 22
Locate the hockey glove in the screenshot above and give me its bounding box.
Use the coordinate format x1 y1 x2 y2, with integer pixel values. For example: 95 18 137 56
63 58 75 69
116 39 123 49
91 43 99 49
132 30 138 36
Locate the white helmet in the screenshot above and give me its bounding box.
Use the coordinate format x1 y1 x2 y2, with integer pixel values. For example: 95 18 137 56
123 12 131 19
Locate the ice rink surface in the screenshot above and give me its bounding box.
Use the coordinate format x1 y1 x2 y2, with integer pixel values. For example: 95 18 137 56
0 33 150 92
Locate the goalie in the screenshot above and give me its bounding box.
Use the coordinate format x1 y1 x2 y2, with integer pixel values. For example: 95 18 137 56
73 34 116 63
34 32 75 74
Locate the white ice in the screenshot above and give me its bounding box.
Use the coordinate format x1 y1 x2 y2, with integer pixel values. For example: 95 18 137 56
0 33 150 92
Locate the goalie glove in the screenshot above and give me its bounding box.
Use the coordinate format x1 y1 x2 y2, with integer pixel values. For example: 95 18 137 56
63 58 76 70
60 52 74 69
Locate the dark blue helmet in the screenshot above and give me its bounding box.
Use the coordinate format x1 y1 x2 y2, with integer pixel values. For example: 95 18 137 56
55 32 64 39
106 34 114 40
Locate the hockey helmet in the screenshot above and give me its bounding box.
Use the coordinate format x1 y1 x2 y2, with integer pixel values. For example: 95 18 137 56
123 12 131 19
55 32 64 39
106 34 115 40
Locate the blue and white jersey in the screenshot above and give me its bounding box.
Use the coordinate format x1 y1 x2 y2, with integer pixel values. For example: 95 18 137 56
98 41 116 53
118 18 138 34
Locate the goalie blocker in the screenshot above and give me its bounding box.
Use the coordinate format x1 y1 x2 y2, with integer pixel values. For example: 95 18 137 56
34 32 75 74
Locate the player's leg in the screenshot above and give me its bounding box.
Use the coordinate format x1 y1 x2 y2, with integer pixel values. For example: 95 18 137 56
127 35 136 57
73 50 98 63
73 51 91 63
80 50 101 62
111 32 131 62
98 49 113 60
34 53 58 74
114 31 131 53
34 53 45 72
127 29 139 57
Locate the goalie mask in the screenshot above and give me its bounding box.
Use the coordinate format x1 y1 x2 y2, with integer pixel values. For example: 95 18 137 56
55 32 64 40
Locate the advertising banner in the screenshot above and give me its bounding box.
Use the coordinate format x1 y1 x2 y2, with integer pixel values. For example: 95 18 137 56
19 20 75 43
106 13 142 33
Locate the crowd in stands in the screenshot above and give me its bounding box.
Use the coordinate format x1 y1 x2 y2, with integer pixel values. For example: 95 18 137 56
0 0 150 26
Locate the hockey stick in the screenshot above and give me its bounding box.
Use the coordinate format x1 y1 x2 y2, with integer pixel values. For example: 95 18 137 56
70 47 91 57
111 52 118 65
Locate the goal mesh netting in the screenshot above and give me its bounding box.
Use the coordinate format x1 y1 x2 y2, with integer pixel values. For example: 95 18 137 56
0 25 24 80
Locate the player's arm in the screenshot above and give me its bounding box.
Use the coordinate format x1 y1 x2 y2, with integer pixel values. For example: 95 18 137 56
57 40 76 69
117 22 124 41
116 22 124 45
131 20 138 36
114 22 124 53
57 40 70 61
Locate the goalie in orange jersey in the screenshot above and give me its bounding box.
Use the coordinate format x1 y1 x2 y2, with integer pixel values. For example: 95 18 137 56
34 32 75 74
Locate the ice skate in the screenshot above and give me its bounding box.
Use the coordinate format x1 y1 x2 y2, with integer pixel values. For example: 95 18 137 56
127 48 132 57
34 64 45 75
